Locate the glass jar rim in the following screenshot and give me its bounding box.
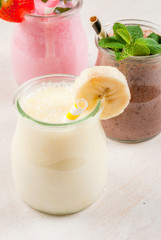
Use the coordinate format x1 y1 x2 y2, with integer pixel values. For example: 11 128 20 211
25 0 82 20
13 74 101 128
95 18 161 62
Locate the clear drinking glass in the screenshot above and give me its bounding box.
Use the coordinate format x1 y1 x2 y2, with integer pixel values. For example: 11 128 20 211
95 19 161 143
11 0 88 85
11 74 107 215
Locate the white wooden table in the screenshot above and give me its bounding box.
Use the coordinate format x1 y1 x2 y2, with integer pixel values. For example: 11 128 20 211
0 0 161 239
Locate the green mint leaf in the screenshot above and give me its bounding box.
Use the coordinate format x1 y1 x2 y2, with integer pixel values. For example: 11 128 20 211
126 25 143 41
54 7 72 13
135 38 161 54
113 23 127 32
113 23 132 44
113 23 127 44
147 32 161 43
0 0 2 9
115 51 124 61
117 43 150 61
115 28 132 44
115 47 131 61
41 0 48 3
98 37 125 50
118 45 133 61
108 36 117 40
126 43 150 56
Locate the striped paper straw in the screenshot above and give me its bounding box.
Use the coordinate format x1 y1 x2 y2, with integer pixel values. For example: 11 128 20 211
90 16 107 39
64 98 88 122
44 0 60 15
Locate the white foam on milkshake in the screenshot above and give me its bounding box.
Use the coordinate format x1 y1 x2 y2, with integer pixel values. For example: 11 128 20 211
21 82 74 123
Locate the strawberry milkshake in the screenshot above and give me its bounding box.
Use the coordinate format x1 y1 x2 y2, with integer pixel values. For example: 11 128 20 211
11 0 88 85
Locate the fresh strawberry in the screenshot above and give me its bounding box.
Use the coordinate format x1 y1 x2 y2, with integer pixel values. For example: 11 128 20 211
0 0 35 22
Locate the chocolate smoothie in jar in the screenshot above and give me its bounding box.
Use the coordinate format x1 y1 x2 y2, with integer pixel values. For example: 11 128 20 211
95 19 161 143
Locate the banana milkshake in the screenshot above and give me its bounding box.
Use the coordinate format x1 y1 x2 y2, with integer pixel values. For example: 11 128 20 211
12 67 130 214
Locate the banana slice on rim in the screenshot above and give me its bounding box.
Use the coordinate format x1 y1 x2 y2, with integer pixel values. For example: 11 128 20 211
74 66 131 120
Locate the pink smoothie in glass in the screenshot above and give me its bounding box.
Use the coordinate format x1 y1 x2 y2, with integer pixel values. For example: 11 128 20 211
12 0 88 85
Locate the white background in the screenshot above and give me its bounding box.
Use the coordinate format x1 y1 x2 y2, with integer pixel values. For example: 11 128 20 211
0 0 161 239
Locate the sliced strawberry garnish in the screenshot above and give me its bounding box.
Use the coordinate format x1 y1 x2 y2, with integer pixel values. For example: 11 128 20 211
0 0 35 22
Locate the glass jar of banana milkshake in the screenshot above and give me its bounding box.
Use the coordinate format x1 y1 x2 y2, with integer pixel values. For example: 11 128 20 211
11 74 107 215
11 67 130 214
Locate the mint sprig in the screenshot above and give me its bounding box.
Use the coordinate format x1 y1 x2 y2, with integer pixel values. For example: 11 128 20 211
54 7 72 14
98 22 161 61
0 0 2 9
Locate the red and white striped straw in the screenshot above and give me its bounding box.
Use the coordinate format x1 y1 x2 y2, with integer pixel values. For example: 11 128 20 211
44 0 60 14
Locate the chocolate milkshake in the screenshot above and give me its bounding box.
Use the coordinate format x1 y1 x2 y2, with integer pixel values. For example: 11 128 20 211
95 19 161 142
